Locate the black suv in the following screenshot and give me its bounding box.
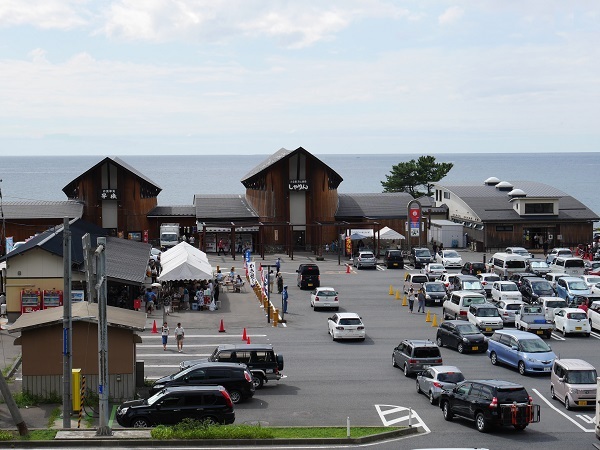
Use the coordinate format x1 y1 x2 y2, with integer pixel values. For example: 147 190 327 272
508 272 538 288
116 386 235 427
150 362 254 404
520 277 556 304
436 320 487 354
439 380 540 432
408 248 433 269
461 262 486 276
296 263 320 289
392 339 443 376
179 344 284 389
383 249 404 269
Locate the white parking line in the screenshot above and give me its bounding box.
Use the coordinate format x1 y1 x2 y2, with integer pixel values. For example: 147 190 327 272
531 388 594 433
375 404 430 432
590 331 600 340
551 332 566 341
576 414 596 424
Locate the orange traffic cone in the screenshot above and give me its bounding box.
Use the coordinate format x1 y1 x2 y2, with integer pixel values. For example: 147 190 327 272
242 328 247 341
151 320 158 334
246 336 251 344
346 264 351 274
218 319 226 333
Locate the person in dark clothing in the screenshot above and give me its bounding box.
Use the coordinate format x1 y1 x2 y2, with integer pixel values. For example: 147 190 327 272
277 273 284 294
417 288 426 313
542 240 549 257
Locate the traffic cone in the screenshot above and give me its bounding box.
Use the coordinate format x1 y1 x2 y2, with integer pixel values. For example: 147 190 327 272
151 320 158 333
425 310 431 322
389 285 394 295
431 314 438 327
246 336 251 344
346 264 351 274
218 319 226 332
395 289 400 300
402 295 408 306
242 328 247 341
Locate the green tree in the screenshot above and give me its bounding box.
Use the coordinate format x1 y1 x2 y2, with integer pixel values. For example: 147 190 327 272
381 155 453 198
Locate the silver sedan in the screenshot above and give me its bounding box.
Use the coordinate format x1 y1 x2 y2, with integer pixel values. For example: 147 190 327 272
416 365 465 405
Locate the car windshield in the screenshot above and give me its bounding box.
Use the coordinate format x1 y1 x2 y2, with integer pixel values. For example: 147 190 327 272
501 284 519 291
147 390 165 406
429 264 444 270
361 253 374 258
531 281 554 295
545 300 567 308
505 304 522 311
519 339 551 353
416 249 431 257
566 370 598 384
530 261 549 268
496 388 529 403
512 249 529 256
567 312 587 320
339 318 362 325
463 281 483 290
456 323 480 334
437 372 465 383
317 290 336 296
477 308 500 317
426 284 445 292
483 275 500 282
463 297 485 306
413 347 441 358
444 251 460 258
567 281 588 290
506 261 526 269
585 277 600 284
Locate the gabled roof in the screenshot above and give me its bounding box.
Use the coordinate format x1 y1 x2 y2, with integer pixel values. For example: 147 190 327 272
240 147 343 189
147 205 196 218
336 193 415 219
105 236 151 284
194 194 259 221
62 156 161 198
438 180 599 222
9 301 146 333
0 200 83 220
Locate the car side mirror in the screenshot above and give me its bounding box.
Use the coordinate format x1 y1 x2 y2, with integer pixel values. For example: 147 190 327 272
511 345 518 351
558 376 564 382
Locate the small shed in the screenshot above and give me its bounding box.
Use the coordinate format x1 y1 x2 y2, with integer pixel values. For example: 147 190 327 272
430 220 465 249
9 302 146 401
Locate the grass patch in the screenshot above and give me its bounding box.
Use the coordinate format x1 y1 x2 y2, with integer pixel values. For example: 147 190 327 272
12 391 62 408
47 406 61 428
150 419 397 440
0 430 58 441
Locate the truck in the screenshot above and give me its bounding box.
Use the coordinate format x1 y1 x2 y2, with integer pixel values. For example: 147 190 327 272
514 304 554 339
159 223 180 249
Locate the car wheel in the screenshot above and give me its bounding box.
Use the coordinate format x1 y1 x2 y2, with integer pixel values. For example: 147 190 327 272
442 402 453 421
518 361 526 375
201 416 218 426
416 380 421 393
565 396 572 411
585 333 590 337
475 412 489 432
490 352 498 365
550 386 556 399
429 391 437 405
436 336 443 347
392 355 398 368
131 417 151 428
403 363 410 377
252 375 264 389
563 327 569 337
457 343 464 354
229 390 242 404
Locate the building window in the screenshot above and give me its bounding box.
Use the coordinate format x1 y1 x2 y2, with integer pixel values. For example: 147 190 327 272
524 203 554 214
496 225 514 232
443 191 450 199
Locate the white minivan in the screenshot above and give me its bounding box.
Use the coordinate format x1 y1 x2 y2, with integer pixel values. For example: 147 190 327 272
489 252 528 278
550 257 586 276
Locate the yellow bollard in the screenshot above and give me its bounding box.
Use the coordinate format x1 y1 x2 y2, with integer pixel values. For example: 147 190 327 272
425 309 431 322
395 289 400 300
273 308 279 327
389 285 394 295
431 314 438 327
402 295 408 306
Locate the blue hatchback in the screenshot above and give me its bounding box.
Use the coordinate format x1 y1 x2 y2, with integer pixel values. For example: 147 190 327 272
487 329 555 375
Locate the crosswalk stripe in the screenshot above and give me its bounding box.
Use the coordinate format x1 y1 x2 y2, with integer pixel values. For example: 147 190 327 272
136 353 211 357
138 344 229 348
141 334 267 339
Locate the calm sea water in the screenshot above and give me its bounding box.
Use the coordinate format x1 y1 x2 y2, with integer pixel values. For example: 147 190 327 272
1 153 599 219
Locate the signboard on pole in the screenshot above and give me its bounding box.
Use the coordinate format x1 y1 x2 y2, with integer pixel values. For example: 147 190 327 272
409 204 421 237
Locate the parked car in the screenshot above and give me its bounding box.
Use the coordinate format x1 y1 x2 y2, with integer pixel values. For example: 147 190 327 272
494 299 525 325
436 320 488 353
581 275 600 288
353 250 377 269
520 277 556 304
553 308 591 337
443 291 487 320
150 362 254 404
555 276 591 304
467 303 503 334
438 273 459 293
541 298 567 322
461 262 487 276
508 272 538 289
439 380 540 432
436 249 463 269
505 247 533 259
403 272 429 292
487 329 556 375
409 247 434 269
550 257 586 276
116 386 235 427
392 339 443 376
416 365 465 405
489 252 528 278
179 344 284 389
423 281 448 306
383 249 404 269
514 303 554 338
545 272 568 290
327 312 365 341
546 248 573 265
526 258 551 277
491 281 522 303
452 274 486 296
310 287 339 311
296 263 320 289
476 273 501 297
588 300 600 330
550 359 597 410
424 263 447 280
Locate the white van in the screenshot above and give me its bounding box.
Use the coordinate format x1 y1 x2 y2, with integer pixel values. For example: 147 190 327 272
550 257 586 276
489 252 528 278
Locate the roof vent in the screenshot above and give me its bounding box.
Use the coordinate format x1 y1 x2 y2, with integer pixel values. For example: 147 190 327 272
495 181 513 191
484 177 500 186
508 188 527 198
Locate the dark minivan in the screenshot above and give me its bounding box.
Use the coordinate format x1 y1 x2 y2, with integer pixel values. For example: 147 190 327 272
116 385 235 427
150 362 254 404
297 263 320 289
384 249 405 269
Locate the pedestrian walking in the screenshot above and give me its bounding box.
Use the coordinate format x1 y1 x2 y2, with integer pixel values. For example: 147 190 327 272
145 288 156 314
542 239 549 257
213 279 220 307
163 295 171 315
275 257 281 275
174 323 185 352
218 238 225 255
277 273 284 294
408 287 415 313
417 288 426 313
282 285 289 313
432 242 438 256
161 322 169 351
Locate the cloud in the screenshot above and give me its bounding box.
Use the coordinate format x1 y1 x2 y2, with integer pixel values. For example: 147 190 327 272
438 6 464 25
0 0 88 29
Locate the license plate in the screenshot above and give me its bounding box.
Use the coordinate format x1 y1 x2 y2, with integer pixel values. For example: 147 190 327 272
575 327 582 330
485 328 492 332
578 400 588 406
435 299 440 303
543 367 551 372
393 263 398 266
536 330 544 334
472 346 478 351
307 283 313 287
476 271 481 274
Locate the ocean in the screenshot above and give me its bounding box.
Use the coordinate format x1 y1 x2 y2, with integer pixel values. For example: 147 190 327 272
1 152 599 220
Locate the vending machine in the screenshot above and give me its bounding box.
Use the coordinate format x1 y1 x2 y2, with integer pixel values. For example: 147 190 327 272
21 289 41 314
42 289 63 309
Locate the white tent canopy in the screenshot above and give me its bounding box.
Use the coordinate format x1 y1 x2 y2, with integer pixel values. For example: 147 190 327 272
379 226 405 240
157 242 214 282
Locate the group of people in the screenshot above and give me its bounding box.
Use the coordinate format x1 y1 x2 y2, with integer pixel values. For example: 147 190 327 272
160 321 185 352
406 287 427 314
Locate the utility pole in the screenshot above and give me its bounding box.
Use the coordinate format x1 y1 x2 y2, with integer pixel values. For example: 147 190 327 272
62 218 72 428
95 237 111 436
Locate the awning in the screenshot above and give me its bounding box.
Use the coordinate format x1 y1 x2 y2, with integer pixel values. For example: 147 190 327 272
378 226 405 240
158 242 214 282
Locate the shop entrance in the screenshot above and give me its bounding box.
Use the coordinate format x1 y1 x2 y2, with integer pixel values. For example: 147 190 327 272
293 231 305 250
524 227 555 250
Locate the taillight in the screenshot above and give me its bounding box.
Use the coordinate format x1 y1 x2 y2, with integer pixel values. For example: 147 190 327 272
334 297 338 302
357 326 364 330
528 395 533 404
432 382 442 388
460 310 467 316
244 371 252 382
489 397 498 409
482 281 487 285
336 326 344 330
220 388 233 408
435 358 442 363
408 359 416 364
315 296 319 302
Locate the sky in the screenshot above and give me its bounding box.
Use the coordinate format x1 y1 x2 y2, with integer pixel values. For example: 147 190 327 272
0 1 599 156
